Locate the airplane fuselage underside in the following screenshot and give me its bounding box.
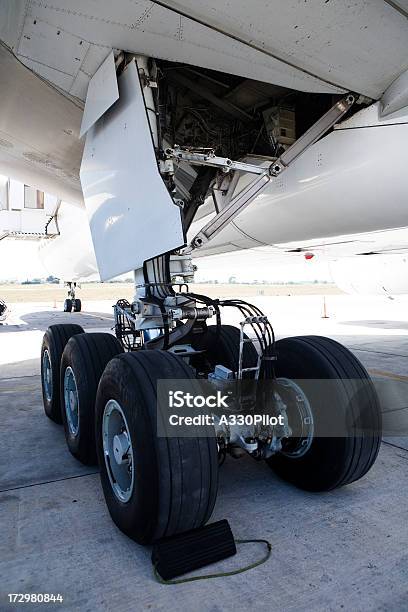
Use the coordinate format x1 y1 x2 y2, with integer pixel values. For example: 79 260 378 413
0 1 407 283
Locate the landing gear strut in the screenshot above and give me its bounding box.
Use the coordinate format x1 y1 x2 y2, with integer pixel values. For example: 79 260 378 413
64 282 81 313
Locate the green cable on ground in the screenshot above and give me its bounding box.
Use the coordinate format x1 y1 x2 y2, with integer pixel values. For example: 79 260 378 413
154 538 272 585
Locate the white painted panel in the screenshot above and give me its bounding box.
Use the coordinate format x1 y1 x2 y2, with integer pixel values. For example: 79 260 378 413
0 44 84 204
80 43 112 77
10 0 408 98
0 0 27 49
80 59 184 281
16 0 343 95
381 68 408 116
0 208 47 233
71 45 114 99
80 51 118 137
0 210 21 231
18 17 89 76
233 121 408 241
189 106 408 255
19 56 74 92
159 0 408 97
0 176 8 211
9 180 24 210
335 101 408 129
69 70 90 100
38 202 98 281
44 193 58 215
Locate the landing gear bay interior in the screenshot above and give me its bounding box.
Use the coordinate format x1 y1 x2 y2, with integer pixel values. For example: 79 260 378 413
0 1 408 609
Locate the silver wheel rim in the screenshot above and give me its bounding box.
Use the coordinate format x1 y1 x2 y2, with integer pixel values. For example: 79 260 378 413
42 349 53 402
102 399 134 503
63 366 80 436
277 377 314 459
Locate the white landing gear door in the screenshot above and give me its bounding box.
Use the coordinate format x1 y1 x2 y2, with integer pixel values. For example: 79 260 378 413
80 57 184 281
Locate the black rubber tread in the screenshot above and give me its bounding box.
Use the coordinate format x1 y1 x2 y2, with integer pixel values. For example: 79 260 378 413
95 350 219 545
73 298 82 312
63 299 72 313
267 335 381 491
304 336 381 484
40 324 84 423
197 324 258 375
60 332 124 465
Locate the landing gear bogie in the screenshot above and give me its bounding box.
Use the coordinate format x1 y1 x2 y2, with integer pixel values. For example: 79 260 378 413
40 273 382 548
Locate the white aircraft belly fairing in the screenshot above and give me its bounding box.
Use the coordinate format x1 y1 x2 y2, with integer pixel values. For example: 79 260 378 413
189 102 408 256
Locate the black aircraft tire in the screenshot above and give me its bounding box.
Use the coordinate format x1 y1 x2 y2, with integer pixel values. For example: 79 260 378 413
196 324 258 375
41 324 85 423
267 335 381 492
73 298 82 312
60 333 124 465
63 299 72 312
95 350 219 544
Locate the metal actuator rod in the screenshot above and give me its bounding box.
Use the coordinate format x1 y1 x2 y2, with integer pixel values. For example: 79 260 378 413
165 147 266 176
185 94 355 250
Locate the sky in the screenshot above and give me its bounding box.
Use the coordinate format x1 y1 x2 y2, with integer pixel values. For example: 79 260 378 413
0 238 332 283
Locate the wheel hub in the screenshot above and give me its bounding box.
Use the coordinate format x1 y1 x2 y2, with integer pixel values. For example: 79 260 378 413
63 366 80 436
42 349 53 402
69 390 76 410
276 378 314 459
113 433 130 465
102 399 134 503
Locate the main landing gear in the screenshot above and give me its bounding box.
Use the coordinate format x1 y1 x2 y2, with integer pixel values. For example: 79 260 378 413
63 282 81 313
40 254 381 545
38 55 384 549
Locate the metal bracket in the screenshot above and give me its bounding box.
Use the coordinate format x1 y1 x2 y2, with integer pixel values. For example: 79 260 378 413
165 147 265 175
192 173 271 249
238 316 270 380
270 94 355 175
189 94 355 250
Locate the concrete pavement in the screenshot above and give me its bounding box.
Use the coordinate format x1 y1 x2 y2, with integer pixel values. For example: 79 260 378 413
1 295 408 611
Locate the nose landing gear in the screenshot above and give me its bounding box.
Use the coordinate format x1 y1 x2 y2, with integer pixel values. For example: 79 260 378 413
63 282 81 313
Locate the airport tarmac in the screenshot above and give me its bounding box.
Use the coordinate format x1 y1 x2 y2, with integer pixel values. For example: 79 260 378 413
1 292 408 611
